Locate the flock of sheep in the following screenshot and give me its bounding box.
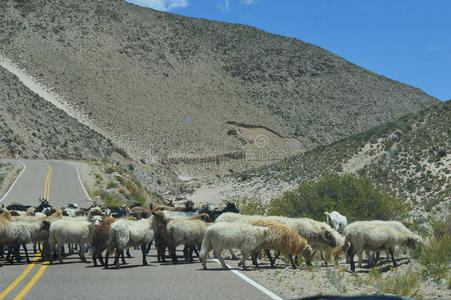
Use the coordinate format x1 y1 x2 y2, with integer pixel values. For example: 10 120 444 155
0 199 423 273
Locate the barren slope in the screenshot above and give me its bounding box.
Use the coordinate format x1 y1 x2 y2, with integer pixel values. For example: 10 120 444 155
0 0 438 165
0 65 116 160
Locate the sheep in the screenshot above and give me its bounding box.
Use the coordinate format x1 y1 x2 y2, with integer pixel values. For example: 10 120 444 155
0 210 12 266
89 216 136 267
337 223 418 271
200 222 270 270
324 211 347 234
48 217 96 264
10 208 64 254
104 216 158 269
65 203 79 217
249 219 312 269
216 213 338 260
344 220 422 266
162 213 211 263
0 219 50 264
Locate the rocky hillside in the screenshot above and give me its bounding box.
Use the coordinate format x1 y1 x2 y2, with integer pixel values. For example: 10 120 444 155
0 65 117 160
226 101 450 217
0 0 438 166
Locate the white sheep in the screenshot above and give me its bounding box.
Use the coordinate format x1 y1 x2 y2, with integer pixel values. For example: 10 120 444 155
345 220 422 266
0 220 50 263
48 218 95 264
324 211 347 234
200 222 270 270
166 217 210 263
340 222 417 271
105 216 157 269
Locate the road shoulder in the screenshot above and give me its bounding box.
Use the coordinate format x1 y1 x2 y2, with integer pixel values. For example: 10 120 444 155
0 161 24 201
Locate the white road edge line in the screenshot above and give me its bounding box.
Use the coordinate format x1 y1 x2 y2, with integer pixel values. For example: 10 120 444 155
75 166 92 201
0 161 26 203
212 259 283 300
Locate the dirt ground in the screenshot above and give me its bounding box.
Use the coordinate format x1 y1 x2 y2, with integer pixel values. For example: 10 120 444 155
205 253 450 299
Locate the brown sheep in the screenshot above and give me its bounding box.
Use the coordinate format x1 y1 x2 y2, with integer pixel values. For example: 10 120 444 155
250 219 312 269
89 216 137 266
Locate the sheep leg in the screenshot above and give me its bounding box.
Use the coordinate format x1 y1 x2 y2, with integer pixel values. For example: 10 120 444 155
126 248 131 258
388 248 397 267
265 249 275 267
347 245 355 272
6 246 14 264
194 245 200 258
57 244 64 264
188 246 195 263
228 249 238 260
121 249 126 264
251 252 259 268
104 249 110 269
79 243 87 263
0 245 4 258
114 249 120 269
170 246 178 264
183 245 189 261
146 240 152 254
22 244 31 264
289 256 298 269
98 251 105 266
214 250 228 270
92 252 98 267
141 244 148 266
240 252 248 271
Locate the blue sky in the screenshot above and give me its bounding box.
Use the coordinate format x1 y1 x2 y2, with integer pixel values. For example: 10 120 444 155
125 0 450 101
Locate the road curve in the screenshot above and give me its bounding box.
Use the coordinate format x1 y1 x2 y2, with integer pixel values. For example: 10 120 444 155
0 159 281 300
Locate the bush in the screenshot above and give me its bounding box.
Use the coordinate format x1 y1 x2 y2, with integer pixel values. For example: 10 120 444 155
413 216 451 280
366 267 422 297
267 175 409 221
106 181 119 189
93 190 123 207
234 197 268 215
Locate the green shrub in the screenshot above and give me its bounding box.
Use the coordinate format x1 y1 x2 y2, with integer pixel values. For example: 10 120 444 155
367 267 422 297
93 190 123 207
234 197 268 215
413 216 451 280
267 175 409 221
106 181 119 189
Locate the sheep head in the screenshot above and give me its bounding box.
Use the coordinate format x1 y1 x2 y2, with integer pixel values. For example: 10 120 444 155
152 210 168 224
404 235 418 250
299 244 313 263
41 220 51 232
91 215 104 227
197 213 211 222
320 227 337 247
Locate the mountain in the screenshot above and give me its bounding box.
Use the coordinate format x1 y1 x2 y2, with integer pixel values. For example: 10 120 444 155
230 101 450 217
0 0 438 169
0 65 117 159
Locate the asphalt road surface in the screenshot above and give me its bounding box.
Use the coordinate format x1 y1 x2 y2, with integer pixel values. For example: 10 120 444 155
0 160 281 300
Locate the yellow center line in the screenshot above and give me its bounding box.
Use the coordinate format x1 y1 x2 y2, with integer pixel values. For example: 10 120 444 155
13 262 49 300
0 255 41 300
43 163 52 200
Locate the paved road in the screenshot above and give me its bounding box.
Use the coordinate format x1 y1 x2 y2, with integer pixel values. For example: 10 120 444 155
0 160 92 208
0 160 280 300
